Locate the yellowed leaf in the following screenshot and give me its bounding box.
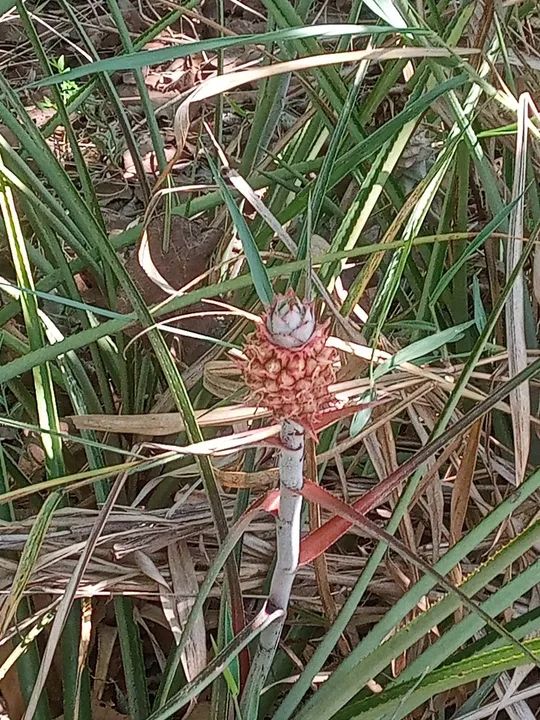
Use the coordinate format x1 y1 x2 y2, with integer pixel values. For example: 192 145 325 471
505 93 533 485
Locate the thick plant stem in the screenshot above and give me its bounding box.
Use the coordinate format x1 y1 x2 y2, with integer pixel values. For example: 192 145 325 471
241 420 305 716
267 420 305 630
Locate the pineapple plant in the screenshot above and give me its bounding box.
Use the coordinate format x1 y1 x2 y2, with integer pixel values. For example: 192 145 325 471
239 291 340 715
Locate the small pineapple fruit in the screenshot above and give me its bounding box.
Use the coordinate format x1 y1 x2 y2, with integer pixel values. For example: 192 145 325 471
240 291 339 434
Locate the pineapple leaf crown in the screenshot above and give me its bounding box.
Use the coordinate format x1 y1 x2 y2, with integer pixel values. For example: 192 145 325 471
264 292 315 349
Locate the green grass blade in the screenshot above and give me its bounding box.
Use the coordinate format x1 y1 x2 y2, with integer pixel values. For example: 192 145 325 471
373 320 475 379
429 195 522 307
396 559 540 685
0 492 62 634
337 637 540 720
30 25 416 85
0 233 511 385
115 597 151 720
282 474 540 720
15 602 53 720
207 153 274 306
148 608 284 720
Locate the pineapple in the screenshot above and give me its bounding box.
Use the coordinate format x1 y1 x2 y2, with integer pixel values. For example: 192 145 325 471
240 291 339 435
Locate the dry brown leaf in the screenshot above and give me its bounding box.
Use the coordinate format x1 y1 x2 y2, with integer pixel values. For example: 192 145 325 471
494 666 537 720
123 145 180 180
21 467 131 720
145 422 281 457
363 404 418 576
0 641 25 720
170 46 478 172
116 214 224 364
425 479 444 561
69 346 532 438
450 419 483 545
407 402 444 560
68 405 269 436
203 360 243 399
450 419 483 618
133 550 170 587
213 466 278 489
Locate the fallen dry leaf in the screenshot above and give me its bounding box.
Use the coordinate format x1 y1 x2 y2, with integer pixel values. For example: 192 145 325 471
0 642 25 720
450 420 483 545
213 465 278 489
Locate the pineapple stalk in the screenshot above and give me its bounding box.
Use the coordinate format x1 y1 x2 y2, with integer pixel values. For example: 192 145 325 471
241 420 305 715
240 293 337 714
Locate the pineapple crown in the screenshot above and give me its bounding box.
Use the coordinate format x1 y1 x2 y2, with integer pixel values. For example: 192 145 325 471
264 290 316 349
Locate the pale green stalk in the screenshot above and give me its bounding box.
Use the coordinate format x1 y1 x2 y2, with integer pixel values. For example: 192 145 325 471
241 420 305 716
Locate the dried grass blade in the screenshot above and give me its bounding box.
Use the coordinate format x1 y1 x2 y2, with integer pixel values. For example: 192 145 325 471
450 419 483 545
299 481 540 666
169 47 477 176
207 145 351 331
134 550 170 587
73 597 92 720
213 466 279 489
138 227 178 296
167 541 207 682
306 437 341 646
407 403 444 560
300 355 540 564
92 625 118 702
449 418 483 613
0 609 55 681
149 606 284 720
144 423 281 457
505 93 531 485
156 490 280 706
494 668 537 720
68 406 270 435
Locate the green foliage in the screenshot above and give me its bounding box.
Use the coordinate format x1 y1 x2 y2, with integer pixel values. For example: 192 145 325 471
1 0 539 719
38 56 81 109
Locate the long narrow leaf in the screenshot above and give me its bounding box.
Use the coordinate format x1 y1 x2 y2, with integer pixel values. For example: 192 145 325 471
336 638 540 720
207 153 273 306
31 25 425 85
